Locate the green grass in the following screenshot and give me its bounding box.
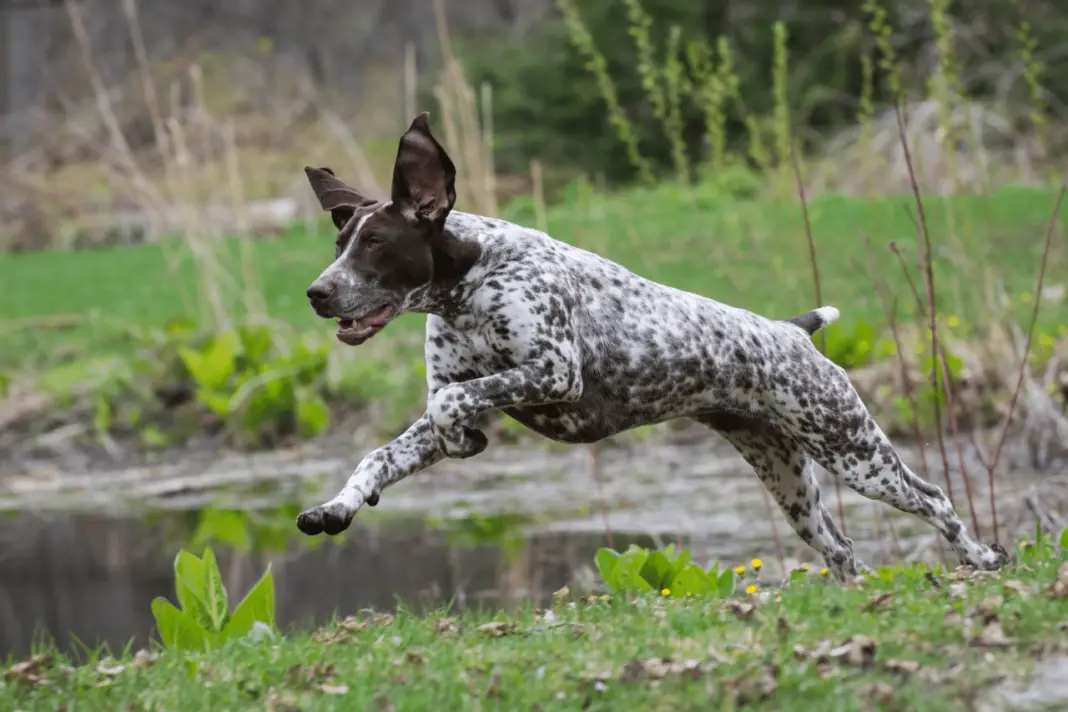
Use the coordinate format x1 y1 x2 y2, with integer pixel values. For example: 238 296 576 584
4 554 1068 711
2 182 1066 374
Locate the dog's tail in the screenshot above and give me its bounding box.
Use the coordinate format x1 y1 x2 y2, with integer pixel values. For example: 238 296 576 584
783 305 840 336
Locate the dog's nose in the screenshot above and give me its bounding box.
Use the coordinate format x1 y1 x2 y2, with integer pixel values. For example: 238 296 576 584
306 281 334 303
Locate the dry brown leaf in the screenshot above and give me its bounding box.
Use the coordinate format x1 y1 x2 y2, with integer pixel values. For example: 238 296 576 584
133 649 158 669
777 617 791 637
865 682 895 707
620 657 703 684
723 665 778 704
724 600 755 621
1046 563 1068 598
863 592 895 612
405 651 426 667
1002 580 1032 599
829 635 877 668
972 621 1013 648
320 684 349 695
477 621 518 637
4 654 54 686
552 586 571 604
884 659 922 675
943 610 964 627
286 662 337 687
367 612 395 627
311 615 367 644
973 596 1003 624
433 618 460 636
948 582 969 599
96 661 126 678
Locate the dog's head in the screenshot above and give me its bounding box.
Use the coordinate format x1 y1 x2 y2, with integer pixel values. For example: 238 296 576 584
304 113 463 346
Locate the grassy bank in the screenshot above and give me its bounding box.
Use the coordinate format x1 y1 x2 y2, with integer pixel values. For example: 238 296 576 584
2 183 1066 375
4 543 1068 711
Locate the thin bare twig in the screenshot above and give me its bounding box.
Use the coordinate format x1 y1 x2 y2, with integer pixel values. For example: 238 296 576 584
790 147 847 536
893 103 977 534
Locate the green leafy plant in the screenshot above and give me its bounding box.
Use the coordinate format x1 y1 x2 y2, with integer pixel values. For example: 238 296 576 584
595 543 735 598
151 546 276 652
189 505 324 555
176 324 332 446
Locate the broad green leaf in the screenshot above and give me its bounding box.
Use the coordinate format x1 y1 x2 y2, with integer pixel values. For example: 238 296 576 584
295 391 330 438
191 510 253 553
201 547 230 632
198 390 231 418
1059 527 1068 553
238 324 274 365
661 543 676 563
151 598 209 652
594 548 622 590
717 568 736 597
666 549 692 586
669 564 713 597
174 551 213 630
640 551 672 590
223 564 276 640
612 549 653 593
179 333 236 392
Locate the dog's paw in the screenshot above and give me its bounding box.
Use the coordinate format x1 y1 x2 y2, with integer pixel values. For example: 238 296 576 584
296 502 355 536
436 426 488 459
985 542 1012 569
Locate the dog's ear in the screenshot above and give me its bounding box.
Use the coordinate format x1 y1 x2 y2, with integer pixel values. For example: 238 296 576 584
304 166 377 230
390 112 456 225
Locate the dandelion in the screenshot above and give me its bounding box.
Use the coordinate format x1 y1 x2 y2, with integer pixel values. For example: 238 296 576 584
947 315 961 328
800 563 811 572
751 558 763 570
819 568 829 576
661 588 671 597
734 565 745 575
745 584 758 595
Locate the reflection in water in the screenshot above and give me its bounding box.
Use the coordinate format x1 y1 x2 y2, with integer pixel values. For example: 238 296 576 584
0 512 659 660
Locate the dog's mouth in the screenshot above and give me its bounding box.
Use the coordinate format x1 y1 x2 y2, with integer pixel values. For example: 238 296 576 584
336 305 396 346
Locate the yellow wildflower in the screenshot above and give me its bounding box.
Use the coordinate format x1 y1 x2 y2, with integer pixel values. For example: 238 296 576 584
1021 292 1033 304
734 565 745 575
819 568 829 576
947 315 961 328
751 558 763 570
745 585 758 595
661 588 671 597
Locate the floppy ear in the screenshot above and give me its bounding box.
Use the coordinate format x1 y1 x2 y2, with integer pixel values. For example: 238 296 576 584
390 112 456 225
303 166 377 230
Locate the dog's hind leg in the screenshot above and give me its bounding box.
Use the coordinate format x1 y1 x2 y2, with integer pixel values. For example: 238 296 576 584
789 362 1009 570
698 415 861 579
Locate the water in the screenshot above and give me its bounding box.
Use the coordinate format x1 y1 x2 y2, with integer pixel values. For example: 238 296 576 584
0 512 650 659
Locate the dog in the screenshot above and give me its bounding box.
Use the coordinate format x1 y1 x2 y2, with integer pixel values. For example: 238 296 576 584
297 112 1008 579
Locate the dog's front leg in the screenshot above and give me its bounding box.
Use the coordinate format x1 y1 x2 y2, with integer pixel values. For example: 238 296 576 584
296 415 442 536
427 360 582 458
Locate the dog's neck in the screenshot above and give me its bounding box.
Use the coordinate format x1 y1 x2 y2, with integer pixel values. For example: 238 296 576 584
402 223 484 319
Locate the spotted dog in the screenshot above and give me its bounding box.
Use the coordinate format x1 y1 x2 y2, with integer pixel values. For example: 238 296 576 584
298 113 1008 579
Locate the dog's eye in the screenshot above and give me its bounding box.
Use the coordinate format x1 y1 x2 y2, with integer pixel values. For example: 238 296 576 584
362 234 384 248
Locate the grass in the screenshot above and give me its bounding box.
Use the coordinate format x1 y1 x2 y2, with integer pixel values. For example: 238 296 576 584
4 551 1068 711
2 181 1066 375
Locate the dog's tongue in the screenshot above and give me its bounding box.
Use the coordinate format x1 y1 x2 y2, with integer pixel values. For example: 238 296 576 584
359 305 393 328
